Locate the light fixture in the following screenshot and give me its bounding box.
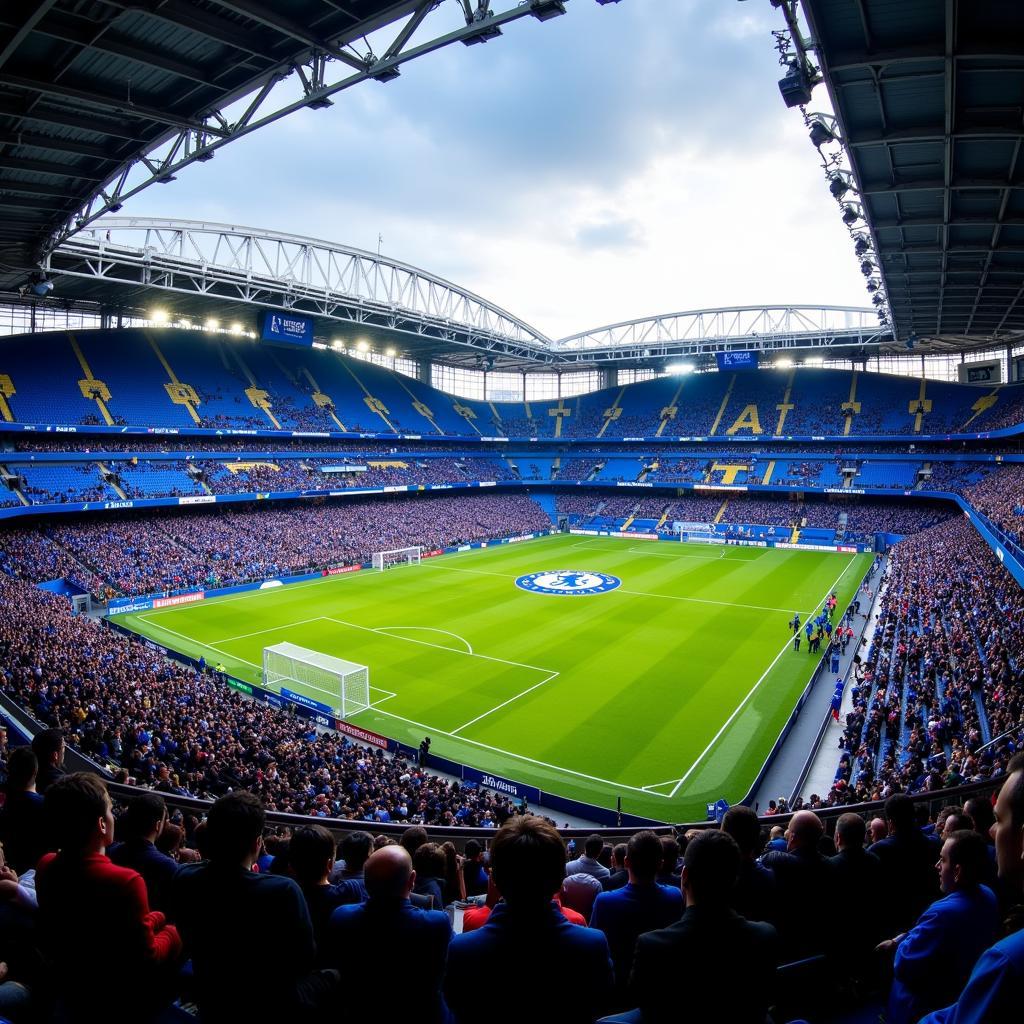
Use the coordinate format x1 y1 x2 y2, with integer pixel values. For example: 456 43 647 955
775 358 794 369
841 204 861 226
666 362 694 374
854 234 871 257
356 339 370 352
808 116 837 148
385 347 396 358
860 260 874 277
778 63 814 108
866 279 880 293
151 308 168 323
204 318 219 331
829 175 850 199
230 322 243 334
530 0 566 21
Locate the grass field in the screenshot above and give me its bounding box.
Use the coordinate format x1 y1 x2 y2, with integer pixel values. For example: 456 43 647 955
114 534 871 822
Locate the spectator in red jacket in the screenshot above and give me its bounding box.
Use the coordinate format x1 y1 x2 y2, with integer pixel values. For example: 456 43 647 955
35 773 182 1023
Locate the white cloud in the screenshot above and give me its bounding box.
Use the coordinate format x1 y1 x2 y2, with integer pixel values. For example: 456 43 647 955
125 0 870 341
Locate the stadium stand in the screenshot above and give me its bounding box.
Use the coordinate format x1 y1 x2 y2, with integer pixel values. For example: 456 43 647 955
4 330 1024 437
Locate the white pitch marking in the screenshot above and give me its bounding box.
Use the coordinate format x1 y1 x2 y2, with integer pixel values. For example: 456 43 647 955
421 563 515 580
625 546 753 561
373 625 474 655
617 588 806 616
450 672 559 735
665 555 860 799
137 615 261 669
356 705 671 799
323 617 554 675
214 617 328 643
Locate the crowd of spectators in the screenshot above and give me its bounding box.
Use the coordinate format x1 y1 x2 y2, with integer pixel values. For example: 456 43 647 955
2 759 1023 1024
0 493 550 599
967 463 1024 552
0 578 530 832
810 517 1023 811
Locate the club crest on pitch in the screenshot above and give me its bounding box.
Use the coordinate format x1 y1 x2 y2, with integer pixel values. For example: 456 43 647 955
514 570 621 596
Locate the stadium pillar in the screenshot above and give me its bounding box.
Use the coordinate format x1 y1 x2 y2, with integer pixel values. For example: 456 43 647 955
415 358 430 386
601 368 615 390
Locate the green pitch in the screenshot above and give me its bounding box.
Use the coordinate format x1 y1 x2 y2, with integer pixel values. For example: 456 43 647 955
114 534 871 822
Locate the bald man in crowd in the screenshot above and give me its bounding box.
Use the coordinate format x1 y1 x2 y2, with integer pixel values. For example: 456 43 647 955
761 810 837 959
869 817 888 845
325 845 452 1023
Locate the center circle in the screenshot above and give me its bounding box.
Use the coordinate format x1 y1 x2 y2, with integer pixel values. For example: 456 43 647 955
514 570 622 596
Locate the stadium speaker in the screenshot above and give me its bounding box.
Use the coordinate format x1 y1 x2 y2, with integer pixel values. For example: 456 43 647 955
778 66 814 108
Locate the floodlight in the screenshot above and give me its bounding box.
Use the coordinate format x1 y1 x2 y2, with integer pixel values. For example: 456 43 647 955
775 358 794 368
841 205 860 226
204 318 219 331
860 260 874 277
385 347 396 358
230 322 243 334
356 339 370 352
151 308 168 323
854 234 871 257
866 279 879 293
666 363 694 374
808 116 837 148
829 175 850 199
778 65 814 108
530 0 567 20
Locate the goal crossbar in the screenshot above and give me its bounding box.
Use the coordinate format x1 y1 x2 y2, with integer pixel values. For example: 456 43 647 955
262 641 369 720
372 545 422 571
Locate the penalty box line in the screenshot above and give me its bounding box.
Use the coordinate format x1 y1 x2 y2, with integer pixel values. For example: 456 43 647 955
643 554 862 798
359 704 673 800
135 613 398 705
137 612 662 800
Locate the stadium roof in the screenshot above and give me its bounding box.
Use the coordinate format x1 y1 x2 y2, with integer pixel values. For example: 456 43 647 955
798 0 1024 351
37 216 884 371
0 0 577 295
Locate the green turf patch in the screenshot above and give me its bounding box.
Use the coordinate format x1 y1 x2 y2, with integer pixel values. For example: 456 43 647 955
114 534 871 821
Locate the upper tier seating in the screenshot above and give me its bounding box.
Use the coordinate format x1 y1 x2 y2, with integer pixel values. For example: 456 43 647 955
4 329 1024 437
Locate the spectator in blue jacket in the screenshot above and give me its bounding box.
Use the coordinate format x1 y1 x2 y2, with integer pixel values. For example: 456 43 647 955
108 792 179 914
920 751 1024 1024
326 844 452 1023
445 815 613 1024
590 829 683 1009
878 829 999 1024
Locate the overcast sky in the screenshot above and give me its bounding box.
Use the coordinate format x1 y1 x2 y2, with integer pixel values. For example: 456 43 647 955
125 0 869 341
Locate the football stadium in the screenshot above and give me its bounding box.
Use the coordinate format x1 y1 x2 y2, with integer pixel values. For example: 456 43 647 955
1 2 1023 1023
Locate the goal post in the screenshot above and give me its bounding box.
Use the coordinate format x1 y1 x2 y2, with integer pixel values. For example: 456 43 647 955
262 641 370 720
372 545 422 571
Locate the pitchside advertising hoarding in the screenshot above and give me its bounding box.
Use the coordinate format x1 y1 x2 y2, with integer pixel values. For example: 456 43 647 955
258 310 314 347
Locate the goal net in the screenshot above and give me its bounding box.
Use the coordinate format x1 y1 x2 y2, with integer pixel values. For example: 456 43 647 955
372 545 422 571
262 641 370 720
